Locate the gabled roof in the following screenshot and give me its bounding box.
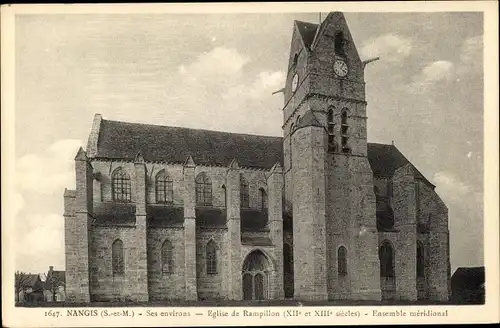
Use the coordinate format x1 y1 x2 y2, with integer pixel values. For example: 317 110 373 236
44 271 65 289
94 119 283 170
295 20 319 49
17 274 43 291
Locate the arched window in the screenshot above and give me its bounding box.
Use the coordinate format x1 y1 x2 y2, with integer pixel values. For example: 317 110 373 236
417 241 425 278
206 240 217 274
112 168 131 202
338 246 347 276
292 53 298 67
327 107 336 153
221 184 227 207
259 188 268 211
341 109 350 153
195 172 212 206
161 240 174 274
240 175 249 208
374 186 380 196
112 239 124 276
156 170 173 204
379 240 395 278
334 31 346 56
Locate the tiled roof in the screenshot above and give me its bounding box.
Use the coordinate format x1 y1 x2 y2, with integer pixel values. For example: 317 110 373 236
147 205 184 228
92 119 433 186
93 202 136 227
196 207 227 228
295 20 319 49
452 267 485 290
367 143 433 187
94 119 283 169
241 209 269 231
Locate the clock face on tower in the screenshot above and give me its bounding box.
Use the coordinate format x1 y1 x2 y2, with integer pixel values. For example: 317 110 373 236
292 73 299 92
333 59 348 77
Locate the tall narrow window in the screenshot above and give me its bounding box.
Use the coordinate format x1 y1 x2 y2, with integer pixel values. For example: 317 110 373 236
221 185 227 207
259 188 268 211
240 175 249 208
195 172 212 206
417 241 425 278
161 240 174 274
206 240 217 274
341 110 350 153
112 239 124 276
327 107 336 153
112 168 131 202
379 240 395 278
156 170 173 204
338 246 347 276
335 31 346 56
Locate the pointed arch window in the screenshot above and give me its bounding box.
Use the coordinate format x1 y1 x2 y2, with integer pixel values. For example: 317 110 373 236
259 188 268 211
156 170 173 204
417 241 425 278
240 175 249 208
206 240 217 275
379 240 395 278
327 107 336 153
338 246 347 276
195 172 212 206
341 109 350 153
161 240 174 274
112 239 124 276
112 168 131 202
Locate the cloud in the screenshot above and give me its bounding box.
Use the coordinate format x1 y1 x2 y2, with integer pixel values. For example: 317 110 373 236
16 139 83 196
434 171 482 205
458 35 483 75
360 34 413 62
409 60 454 93
178 47 250 82
162 46 284 135
16 213 66 273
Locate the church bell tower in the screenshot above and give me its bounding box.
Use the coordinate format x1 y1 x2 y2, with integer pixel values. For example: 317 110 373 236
283 12 381 301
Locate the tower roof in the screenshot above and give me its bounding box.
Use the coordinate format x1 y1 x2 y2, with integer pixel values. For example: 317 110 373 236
295 20 319 49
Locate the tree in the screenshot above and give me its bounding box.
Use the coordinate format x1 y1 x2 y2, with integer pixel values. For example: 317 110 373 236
42 272 65 302
14 271 31 303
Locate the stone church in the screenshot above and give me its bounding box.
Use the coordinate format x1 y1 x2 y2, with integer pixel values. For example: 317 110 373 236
64 12 451 303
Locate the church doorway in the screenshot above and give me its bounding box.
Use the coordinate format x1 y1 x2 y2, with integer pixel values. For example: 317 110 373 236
242 250 271 300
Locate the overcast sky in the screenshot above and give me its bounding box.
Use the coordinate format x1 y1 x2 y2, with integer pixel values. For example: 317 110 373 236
13 10 484 275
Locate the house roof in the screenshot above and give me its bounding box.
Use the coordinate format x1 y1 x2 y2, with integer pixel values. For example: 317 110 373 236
91 117 433 186
19 274 42 289
44 270 66 289
451 267 485 290
295 20 319 49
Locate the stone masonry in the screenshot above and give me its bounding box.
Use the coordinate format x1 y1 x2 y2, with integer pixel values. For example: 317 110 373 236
63 12 450 303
